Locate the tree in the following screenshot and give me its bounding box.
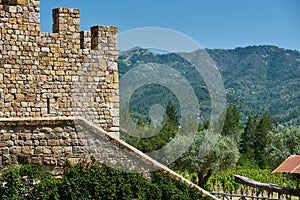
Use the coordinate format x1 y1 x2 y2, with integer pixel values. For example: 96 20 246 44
198 119 210 132
164 102 179 130
137 116 147 127
172 128 240 188
136 102 179 153
239 112 274 168
239 115 258 166
266 125 300 168
221 105 242 144
254 112 273 168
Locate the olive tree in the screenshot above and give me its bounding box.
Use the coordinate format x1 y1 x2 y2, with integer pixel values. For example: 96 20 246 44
171 129 240 188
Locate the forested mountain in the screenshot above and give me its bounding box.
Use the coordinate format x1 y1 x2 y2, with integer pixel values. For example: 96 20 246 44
118 45 300 125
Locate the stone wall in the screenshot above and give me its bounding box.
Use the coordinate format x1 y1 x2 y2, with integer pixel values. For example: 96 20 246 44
0 2 219 198
0 117 217 199
0 0 119 137
0 117 158 175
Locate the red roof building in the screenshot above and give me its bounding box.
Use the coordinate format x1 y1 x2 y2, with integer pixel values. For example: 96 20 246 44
271 155 300 174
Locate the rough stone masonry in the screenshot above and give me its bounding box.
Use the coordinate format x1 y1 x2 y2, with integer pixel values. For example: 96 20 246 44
0 0 122 172
0 0 119 138
0 2 219 198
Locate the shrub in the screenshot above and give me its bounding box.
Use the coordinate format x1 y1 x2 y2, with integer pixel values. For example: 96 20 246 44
0 164 209 200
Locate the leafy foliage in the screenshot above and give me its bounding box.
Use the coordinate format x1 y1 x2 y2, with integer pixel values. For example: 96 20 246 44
119 45 300 124
221 105 242 144
254 112 273 168
266 125 300 168
240 112 274 168
203 167 300 193
172 129 240 188
118 45 300 191
121 102 179 153
0 165 59 200
119 48 211 122
0 164 209 200
121 103 241 188
239 115 258 166
208 46 300 125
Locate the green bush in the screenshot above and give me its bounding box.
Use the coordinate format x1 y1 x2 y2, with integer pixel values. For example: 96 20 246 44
0 164 209 200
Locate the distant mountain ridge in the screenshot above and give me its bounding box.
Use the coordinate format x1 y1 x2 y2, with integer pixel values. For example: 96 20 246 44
118 45 300 125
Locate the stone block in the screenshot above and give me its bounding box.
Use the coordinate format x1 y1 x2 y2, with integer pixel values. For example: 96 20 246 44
65 76 72 82
29 12 40 23
6 140 14 147
1 133 11 140
34 146 43 154
0 142 7 147
108 83 118 89
64 146 72 155
53 127 64 133
108 61 118 71
41 47 50 53
56 70 65 76
67 158 80 166
17 0 27 6
4 74 15 81
9 18 16 23
44 157 57 165
26 94 36 102
9 146 21 154
2 147 9 154
31 157 42 165
17 154 30 163
52 146 62 154
43 147 52 154
41 108 48 115
113 71 119 83
48 139 60 146
22 146 33 154
9 6 17 13
15 94 25 102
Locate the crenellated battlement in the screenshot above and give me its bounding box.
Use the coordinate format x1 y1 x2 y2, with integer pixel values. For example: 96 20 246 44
52 8 80 34
0 1 119 138
1 0 29 6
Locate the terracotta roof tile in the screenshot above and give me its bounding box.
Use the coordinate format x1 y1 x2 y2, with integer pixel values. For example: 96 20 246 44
271 155 300 174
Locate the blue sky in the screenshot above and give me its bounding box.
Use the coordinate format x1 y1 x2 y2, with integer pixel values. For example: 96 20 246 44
40 0 300 51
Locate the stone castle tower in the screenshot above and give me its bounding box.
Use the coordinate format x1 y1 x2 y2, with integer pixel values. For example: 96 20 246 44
0 3 221 198
0 0 119 138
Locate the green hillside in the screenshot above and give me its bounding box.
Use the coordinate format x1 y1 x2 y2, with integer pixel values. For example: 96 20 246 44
118 45 300 125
